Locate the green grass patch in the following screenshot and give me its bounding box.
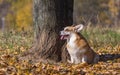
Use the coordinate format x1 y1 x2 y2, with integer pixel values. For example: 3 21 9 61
82 27 120 48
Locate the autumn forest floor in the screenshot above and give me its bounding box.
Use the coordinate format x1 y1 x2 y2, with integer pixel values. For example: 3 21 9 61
0 27 120 75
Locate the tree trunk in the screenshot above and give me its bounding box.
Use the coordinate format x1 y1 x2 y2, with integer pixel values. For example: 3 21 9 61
21 0 73 63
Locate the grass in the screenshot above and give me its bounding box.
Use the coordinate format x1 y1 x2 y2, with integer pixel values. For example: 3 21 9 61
0 27 120 75
82 26 120 48
0 31 33 55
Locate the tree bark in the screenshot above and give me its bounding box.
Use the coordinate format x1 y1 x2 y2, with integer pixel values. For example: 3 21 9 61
21 0 73 63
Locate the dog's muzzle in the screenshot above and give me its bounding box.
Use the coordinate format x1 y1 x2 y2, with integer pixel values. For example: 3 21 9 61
60 31 69 40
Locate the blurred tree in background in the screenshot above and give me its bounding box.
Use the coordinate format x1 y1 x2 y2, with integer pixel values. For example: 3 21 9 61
0 0 120 31
74 0 120 26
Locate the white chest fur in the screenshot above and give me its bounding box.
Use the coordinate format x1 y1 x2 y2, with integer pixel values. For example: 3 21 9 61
67 34 87 64
67 34 78 53
68 34 77 48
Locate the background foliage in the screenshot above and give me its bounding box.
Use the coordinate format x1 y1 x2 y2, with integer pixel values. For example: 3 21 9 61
0 0 120 31
0 0 33 31
74 0 120 26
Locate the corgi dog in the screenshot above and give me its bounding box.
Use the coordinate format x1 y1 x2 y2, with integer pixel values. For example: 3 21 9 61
60 24 99 64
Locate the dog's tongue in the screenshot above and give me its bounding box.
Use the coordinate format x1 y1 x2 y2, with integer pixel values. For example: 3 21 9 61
60 35 64 40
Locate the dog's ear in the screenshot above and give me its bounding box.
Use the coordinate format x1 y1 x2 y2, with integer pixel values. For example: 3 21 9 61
75 24 84 32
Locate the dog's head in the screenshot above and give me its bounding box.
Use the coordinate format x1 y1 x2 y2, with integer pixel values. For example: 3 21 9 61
60 24 84 40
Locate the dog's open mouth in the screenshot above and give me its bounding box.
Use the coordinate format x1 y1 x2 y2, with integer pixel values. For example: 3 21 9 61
60 35 69 40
